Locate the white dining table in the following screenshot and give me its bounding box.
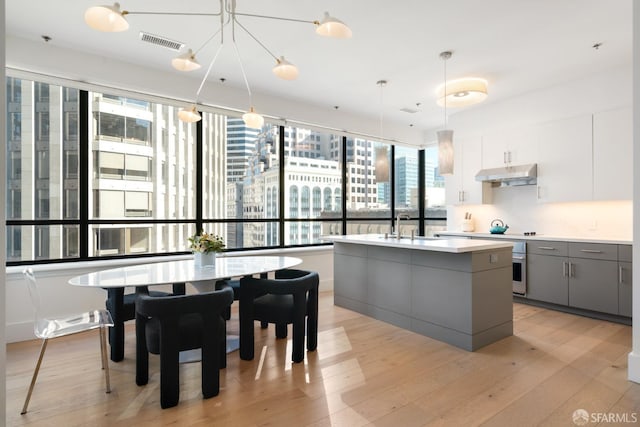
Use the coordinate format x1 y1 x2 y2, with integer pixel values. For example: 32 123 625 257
69 256 302 290
69 255 302 359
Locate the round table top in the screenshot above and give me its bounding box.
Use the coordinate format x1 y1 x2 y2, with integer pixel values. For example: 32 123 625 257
68 256 302 288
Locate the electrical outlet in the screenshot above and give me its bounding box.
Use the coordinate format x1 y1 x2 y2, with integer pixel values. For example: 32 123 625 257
588 220 598 231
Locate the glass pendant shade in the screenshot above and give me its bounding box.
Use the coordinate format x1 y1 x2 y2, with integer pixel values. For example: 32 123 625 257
437 130 454 175
436 78 488 108
272 56 299 80
315 12 352 39
374 146 390 182
242 107 264 129
84 3 129 32
178 106 202 123
172 49 201 72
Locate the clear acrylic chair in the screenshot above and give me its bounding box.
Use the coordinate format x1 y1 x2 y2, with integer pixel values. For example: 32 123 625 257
21 268 114 415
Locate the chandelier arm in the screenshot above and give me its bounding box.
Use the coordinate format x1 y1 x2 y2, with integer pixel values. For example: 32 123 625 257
195 43 225 102
232 11 315 25
234 18 279 62
232 41 253 105
222 0 313 25
193 27 223 56
125 11 222 17
193 0 227 54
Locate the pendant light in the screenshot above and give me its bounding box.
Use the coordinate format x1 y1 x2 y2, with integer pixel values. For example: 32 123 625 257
375 79 390 182
315 12 353 39
84 3 129 32
437 51 454 175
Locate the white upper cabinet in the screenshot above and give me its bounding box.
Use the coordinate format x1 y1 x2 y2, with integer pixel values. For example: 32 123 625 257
593 107 632 200
481 125 538 169
536 114 593 203
445 134 492 205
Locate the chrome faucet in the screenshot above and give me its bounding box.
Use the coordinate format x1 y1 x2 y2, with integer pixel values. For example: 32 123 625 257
395 213 411 239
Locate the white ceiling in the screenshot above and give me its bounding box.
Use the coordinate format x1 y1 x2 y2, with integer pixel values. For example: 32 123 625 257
5 0 633 132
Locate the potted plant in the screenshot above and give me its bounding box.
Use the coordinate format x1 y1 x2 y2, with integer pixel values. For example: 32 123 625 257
188 231 225 267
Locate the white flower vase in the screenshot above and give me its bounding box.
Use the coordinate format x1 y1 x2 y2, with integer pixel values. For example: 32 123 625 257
194 252 216 268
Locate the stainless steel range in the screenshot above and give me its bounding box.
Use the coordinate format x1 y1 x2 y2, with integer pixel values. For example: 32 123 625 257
511 240 527 295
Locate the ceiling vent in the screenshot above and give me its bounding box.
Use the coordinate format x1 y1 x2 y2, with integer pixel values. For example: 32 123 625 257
139 32 185 51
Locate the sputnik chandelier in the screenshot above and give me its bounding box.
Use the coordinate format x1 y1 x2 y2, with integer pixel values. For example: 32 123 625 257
84 1 352 127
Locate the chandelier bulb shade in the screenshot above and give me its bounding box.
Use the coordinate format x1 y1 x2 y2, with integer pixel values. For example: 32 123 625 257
242 107 264 129
273 56 299 80
178 105 202 123
315 12 352 39
436 78 488 108
172 49 202 72
84 3 129 32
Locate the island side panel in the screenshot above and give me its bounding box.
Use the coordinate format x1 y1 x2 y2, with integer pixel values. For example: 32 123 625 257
366 246 413 329
333 242 369 314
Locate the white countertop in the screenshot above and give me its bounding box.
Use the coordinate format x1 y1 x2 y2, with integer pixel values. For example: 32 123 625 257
323 234 513 253
436 231 632 245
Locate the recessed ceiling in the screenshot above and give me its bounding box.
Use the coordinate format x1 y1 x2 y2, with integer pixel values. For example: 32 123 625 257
5 0 633 132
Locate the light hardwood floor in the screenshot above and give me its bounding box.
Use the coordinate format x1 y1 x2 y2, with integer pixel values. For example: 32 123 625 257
6 292 640 426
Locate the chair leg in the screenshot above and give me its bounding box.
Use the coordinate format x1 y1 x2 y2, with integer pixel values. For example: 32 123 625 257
21 339 48 415
307 289 319 352
100 326 112 393
275 323 288 339
108 322 125 362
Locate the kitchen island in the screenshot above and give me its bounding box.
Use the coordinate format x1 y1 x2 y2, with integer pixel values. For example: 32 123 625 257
325 234 514 351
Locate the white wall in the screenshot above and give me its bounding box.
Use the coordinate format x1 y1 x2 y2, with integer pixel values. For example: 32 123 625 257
1 0 7 420
628 1 639 383
440 65 633 239
6 35 423 147
5 248 334 343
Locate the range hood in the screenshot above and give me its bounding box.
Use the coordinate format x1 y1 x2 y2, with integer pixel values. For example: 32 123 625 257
475 163 537 187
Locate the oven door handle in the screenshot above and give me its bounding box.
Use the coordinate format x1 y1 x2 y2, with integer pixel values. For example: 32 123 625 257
513 256 526 260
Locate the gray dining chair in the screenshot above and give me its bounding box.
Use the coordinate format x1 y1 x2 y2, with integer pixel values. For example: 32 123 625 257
239 269 319 362
20 268 114 414
135 286 234 408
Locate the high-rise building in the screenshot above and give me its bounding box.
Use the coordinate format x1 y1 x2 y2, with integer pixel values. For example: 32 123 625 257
6 78 228 260
226 118 258 183
395 155 418 208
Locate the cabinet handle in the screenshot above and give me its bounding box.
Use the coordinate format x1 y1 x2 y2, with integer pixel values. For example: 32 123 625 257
579 249 602 253
458 191 462 202
619 265 623 284
569 262 575 278
508 151 512 164
537 186 541 199
563 261 568 277
538 246 556 250
503 152 507 164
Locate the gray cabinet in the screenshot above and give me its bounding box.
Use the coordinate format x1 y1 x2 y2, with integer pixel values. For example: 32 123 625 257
526 241 625 316
526 240 569 305
568 257 618 315
527 253 568 305
567 243 618 315
619 245 633 317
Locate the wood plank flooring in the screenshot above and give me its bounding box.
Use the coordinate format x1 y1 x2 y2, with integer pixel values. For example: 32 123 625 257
6 293 640 426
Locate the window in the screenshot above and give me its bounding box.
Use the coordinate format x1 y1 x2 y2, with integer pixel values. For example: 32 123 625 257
5 75 445 264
